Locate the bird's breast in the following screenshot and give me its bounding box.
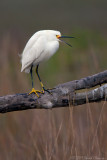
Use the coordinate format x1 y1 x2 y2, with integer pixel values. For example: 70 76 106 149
32 40 59 66
45 41 59 60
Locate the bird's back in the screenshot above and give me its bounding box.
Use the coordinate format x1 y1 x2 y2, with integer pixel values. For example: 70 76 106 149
21 35 46 73
21 32 59 73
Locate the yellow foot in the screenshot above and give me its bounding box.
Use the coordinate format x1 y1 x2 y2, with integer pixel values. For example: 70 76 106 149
29 88 43 97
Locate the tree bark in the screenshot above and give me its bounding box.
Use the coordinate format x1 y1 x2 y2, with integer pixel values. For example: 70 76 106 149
0 70 107 113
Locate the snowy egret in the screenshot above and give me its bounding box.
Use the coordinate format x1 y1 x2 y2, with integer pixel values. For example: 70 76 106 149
21 30 74 97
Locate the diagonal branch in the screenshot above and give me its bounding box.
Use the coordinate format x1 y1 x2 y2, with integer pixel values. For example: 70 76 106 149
0 70 107 113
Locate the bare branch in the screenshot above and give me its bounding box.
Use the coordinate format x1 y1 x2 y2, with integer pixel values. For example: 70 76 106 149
72 84 107 106
0 70 107 113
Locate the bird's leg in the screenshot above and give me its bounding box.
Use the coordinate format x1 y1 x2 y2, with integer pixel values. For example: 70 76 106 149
29 65 42 97
36 65 52 94
30 65 34 88
36 65 45 93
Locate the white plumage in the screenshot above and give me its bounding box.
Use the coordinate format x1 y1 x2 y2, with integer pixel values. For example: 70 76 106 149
21 30 74 95
21 30 61 73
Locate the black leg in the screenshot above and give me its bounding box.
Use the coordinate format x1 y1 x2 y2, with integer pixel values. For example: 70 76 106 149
30 65 34 88
36 64 44 89
36 65 52 94
36 64 42 82
29 65 43 97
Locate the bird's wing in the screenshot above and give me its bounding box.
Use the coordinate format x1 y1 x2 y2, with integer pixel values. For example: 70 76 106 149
21 35 46 72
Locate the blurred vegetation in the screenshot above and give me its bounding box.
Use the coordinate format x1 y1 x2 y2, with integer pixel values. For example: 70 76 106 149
0 0 107 159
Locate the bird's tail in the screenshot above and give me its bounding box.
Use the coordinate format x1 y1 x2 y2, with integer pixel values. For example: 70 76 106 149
21 67 30 73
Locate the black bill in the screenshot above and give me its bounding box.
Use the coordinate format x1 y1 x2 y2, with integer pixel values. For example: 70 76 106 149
59 35 75 47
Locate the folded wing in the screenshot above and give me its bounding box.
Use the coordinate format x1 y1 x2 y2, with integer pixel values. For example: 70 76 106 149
21 35 46 73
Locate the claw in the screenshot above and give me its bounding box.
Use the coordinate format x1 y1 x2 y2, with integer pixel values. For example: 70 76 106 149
42 87 52 95
29 88 43 97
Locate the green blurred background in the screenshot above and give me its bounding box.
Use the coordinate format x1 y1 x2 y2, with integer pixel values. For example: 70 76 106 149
0 0 107 159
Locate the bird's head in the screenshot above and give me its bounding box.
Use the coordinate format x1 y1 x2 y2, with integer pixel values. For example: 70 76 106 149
38 30 75 47
56 31 75 47
43 30 61 41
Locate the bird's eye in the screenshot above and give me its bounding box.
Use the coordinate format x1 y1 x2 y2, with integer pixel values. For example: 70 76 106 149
56 35 60 38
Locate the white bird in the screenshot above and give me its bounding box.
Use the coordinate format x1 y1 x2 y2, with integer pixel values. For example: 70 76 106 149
21 30 74 97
